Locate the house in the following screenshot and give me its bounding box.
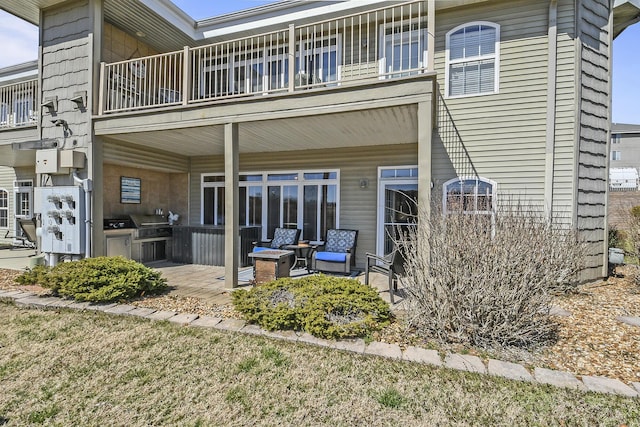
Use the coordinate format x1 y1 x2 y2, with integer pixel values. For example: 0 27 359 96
0 0 638 284
610 122 640 174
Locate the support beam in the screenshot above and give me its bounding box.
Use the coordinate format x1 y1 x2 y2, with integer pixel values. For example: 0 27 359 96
417 99 433 214
427 0 435 72
544 0 558 220
224 123 239 288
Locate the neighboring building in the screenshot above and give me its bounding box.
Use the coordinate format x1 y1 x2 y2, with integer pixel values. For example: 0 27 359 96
0 0 638 283
610 123 640 174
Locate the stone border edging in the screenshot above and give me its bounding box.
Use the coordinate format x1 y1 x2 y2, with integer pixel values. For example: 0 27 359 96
1 289 638 398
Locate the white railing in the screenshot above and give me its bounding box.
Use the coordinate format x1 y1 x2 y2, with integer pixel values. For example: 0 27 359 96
0 79 38 128
100 0 429 114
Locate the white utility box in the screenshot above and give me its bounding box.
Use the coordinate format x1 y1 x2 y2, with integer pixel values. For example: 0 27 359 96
36 186 86 255
35 149 59 174
60 150 85 168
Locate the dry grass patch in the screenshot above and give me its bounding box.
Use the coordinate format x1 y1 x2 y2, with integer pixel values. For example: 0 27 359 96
0 303 638 426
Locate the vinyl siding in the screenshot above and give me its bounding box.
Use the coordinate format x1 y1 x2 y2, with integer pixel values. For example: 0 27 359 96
430 0 579 214
103 139 189 173
189 144 418 267
0 167 16 241
576 0 611 280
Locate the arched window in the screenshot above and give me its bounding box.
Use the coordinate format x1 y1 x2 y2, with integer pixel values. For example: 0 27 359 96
445 22 500 97
0 189 8 228
442 177 497 215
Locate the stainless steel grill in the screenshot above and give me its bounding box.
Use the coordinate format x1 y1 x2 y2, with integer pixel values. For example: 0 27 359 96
129 214 172 239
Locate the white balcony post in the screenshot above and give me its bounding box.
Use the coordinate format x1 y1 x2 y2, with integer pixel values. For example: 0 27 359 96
182 46 190 106
98 62 105 115
288 24 295 92
224 122 240 288
427 0 435 72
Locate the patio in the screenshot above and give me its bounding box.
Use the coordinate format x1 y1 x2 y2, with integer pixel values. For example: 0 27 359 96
0 248 404 307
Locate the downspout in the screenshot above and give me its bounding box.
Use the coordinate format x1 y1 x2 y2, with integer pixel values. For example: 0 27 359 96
544 0 558 221
72 170 92 258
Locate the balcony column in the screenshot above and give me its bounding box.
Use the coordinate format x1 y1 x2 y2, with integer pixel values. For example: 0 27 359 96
417 99 433 216
224 122 239 288
427 0 435 72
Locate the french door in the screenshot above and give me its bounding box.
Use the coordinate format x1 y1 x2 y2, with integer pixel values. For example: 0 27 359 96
377 169 418 256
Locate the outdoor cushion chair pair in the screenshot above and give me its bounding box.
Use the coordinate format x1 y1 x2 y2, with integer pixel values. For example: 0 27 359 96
252 227 301 253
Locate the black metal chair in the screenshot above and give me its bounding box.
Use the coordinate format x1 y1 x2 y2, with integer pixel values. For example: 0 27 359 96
365 247 407 304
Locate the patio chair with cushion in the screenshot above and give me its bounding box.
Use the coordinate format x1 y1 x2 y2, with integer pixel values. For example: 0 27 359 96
252 227 301 253
310 229 358 274
365 246 407 304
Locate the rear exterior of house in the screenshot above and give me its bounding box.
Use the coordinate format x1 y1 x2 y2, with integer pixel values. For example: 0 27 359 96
1 0 638 284
610 123 640 173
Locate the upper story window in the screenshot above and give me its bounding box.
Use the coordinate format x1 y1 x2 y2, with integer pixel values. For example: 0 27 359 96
446 22 500 98
443 177 497 215
0 189 8 228
611 151 621 161
611 134 621 144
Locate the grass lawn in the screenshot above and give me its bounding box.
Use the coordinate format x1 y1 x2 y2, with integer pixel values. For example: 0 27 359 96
0 303 638 426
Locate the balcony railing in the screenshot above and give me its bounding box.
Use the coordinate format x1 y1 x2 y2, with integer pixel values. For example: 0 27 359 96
0 79 38 129
99 0 429 115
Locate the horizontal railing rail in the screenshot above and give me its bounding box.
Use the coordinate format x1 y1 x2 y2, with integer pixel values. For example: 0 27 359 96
0 78 38 129
99 0 429 115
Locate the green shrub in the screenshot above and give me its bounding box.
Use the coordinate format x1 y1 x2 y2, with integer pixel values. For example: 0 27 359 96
631 205 640 219
16 257 167 303
232 275 391 339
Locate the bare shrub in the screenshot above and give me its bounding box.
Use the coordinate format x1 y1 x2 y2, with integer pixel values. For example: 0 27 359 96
401 200 585 349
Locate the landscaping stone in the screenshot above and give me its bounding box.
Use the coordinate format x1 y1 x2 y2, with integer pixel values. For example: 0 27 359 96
190 316 222 328
332 338 366 354
616 316 640 328
240 324 264 336
534 367 585 390
402 346 442 366
126 307 157 318
296 332 332 348
213 318 246 331
1 290 33 299
582 375 639 397
103 304 136 315
168 313 199 325
46 298 76 309
144 310 177 321
444 353 486 374
88 303 118 312
632 382 640 394
260 329 298 342
487 359 533 382
364 341 402 359
67 301 92 310
14 296 54 308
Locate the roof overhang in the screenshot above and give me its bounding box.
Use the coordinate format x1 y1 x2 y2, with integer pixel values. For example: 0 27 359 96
613 0 640 39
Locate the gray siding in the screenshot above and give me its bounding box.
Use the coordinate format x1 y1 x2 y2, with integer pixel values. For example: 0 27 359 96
610 132 640 171
576 0 612 280
189 144 418 267
40 0 92 185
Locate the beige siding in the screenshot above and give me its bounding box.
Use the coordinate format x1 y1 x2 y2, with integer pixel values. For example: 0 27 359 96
576 0 611 280
0 167 16 241
189 144 418 267
103 139 189 173
102 22 159 64
430 0 579 216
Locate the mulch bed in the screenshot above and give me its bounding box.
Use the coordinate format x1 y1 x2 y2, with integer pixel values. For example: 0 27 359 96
1 266 638 384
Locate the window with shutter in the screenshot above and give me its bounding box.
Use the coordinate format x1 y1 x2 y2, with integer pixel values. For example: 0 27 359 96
446 22 499 98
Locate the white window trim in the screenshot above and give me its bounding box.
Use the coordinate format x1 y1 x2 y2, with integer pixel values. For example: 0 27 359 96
378 18 429 78
445 21 500 99
442 176 497 215
0 188 8 229
201 169 340 240
611 151 621 161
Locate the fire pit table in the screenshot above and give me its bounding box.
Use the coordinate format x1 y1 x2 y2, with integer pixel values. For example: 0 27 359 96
248 249 295 285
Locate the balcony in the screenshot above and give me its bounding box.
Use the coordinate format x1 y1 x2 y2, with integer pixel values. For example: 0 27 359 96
0 79 38 129
99 0 431 116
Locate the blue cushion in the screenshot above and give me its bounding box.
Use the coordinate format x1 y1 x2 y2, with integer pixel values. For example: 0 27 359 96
252 246 270 253
315 252 347 263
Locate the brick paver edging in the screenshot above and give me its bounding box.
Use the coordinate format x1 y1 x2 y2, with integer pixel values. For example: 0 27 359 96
2 292 638 398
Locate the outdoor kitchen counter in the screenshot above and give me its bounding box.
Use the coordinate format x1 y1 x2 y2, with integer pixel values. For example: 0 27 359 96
171 225 261 267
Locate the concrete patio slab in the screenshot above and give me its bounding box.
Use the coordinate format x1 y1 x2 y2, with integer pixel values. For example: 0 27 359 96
582 375 638 397
534 368 585 390
402 346 442 366
444 353 486 374
487 359 533 382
